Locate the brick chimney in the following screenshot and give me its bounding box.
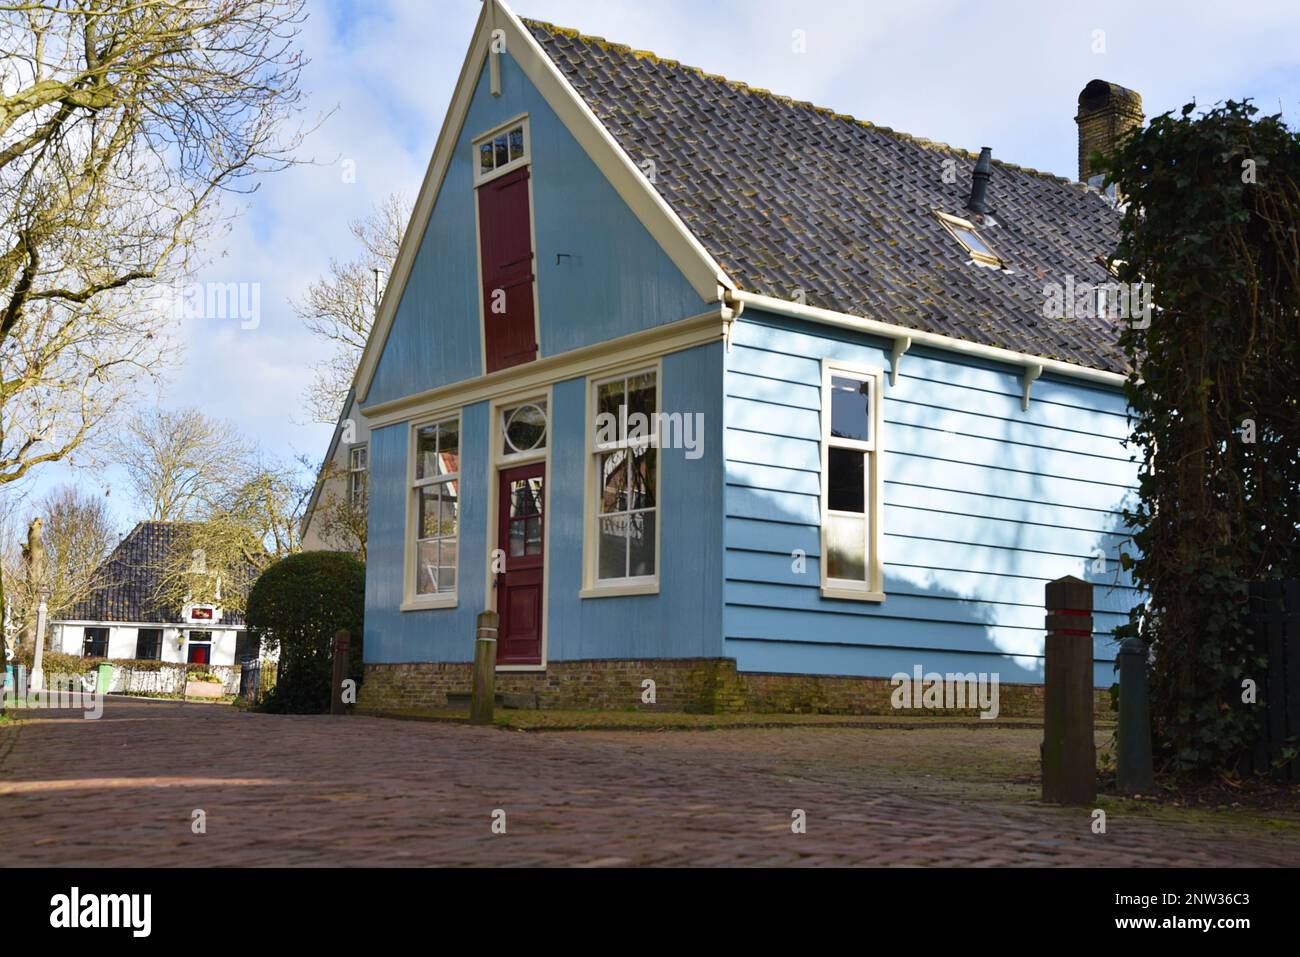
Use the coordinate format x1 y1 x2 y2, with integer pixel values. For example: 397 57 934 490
1074 79 1143 185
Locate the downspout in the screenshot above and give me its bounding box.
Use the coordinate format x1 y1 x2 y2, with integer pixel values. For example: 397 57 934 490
721 286 744 351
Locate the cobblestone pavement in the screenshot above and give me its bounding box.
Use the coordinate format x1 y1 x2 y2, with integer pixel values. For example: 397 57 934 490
1 698 1294 866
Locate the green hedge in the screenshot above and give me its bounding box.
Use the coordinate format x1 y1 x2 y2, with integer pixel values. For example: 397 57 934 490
248 551 365 714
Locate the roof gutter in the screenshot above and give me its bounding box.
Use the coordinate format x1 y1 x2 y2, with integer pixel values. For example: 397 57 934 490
722 290 1128 390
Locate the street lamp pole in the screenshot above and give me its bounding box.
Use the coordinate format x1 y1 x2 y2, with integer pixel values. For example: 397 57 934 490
176 632 188 705
29 588 49 693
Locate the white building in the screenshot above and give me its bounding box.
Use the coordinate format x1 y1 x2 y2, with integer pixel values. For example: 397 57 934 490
48 522 257 667
300 387 369 555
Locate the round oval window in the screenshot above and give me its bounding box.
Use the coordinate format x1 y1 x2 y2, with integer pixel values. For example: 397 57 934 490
504 403 546 454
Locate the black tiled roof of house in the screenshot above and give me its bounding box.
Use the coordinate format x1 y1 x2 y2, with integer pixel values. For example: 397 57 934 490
66 522 248 627
526 20 1128 375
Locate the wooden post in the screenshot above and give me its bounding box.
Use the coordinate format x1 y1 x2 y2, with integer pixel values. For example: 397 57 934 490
330 629 351 716
1116 637 1154 793
1042 575 1096 804
470 611 498 726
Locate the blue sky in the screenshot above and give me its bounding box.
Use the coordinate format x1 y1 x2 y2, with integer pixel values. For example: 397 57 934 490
16 0 1300 532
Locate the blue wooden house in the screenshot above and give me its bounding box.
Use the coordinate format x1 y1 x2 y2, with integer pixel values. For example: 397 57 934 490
351 1 1140 713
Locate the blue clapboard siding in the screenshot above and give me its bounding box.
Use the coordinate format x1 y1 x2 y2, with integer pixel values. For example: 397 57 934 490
363 342 725 666
363 45 704 410
364 404 491 664
733 638 1050 686
545 342 725 659
723 309 1138 686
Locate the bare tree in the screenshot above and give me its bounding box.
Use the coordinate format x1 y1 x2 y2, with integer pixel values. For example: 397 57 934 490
294 192 409 422
2 485 117 650
0 1 314 487
216 458 311 561
153 457 309 616
115 406 254 521
34 484 117 618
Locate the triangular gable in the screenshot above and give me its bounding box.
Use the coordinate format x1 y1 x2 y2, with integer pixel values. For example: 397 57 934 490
353 0 734 404
299 387 356 537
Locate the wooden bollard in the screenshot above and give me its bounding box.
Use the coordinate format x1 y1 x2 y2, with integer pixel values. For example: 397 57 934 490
470 611 498 726
330 629 351 716
1042 576 1096 804
1116 637 1154 794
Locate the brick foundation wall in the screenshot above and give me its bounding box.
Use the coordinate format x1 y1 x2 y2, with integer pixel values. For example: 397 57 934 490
358 658 1114 719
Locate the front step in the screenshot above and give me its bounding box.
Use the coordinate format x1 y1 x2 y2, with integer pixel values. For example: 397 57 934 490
445 691 539 711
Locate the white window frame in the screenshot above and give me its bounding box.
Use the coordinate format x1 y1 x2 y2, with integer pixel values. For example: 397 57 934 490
820 361 885 602
496 398 549 466
581 362 662 598
935 211 1003 269
472 114 530 186
81 626 108 658
485 388 553 671
348 444 368 506
403 411 462 611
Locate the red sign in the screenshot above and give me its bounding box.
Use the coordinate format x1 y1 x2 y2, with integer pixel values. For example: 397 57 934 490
189 606 214 621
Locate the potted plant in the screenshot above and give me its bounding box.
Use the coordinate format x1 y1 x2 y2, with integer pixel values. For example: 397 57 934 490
184 669 225 699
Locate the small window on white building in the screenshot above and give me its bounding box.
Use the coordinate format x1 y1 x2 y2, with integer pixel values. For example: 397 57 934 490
349 444 368 506
82 627 108 658
821 362 884 601
135 628 163 661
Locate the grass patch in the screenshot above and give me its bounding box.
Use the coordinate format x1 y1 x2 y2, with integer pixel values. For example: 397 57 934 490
358 707 1079 733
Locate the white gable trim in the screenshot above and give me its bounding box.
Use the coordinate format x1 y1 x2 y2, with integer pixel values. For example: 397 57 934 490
352 5 489 404
353 0 734 403
500 0 734 300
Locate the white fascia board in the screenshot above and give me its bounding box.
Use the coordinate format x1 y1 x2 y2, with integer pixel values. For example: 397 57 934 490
51 620 236 630
727 290 1128 390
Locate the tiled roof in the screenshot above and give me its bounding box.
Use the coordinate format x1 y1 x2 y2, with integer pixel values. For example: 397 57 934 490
66 522 248 627
526 19 1128 375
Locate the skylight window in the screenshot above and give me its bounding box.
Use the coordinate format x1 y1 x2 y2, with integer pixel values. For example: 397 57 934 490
935 211 1002 268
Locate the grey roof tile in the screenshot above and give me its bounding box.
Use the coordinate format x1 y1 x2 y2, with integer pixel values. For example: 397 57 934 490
67 522 250 627
526 19 1128 374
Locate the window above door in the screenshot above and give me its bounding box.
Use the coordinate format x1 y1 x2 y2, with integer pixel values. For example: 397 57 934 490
499 399 547 462
473 115 530 186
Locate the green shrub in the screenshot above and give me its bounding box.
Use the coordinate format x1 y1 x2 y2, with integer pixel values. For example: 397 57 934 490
10 648 95 677
1107 100 1300 773
247 551 365 714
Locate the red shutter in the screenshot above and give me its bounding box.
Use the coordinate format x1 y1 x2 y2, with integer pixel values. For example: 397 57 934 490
478 167 538 372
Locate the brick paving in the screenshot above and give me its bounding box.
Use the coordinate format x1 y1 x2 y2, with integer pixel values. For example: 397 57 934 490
1 697 1295 867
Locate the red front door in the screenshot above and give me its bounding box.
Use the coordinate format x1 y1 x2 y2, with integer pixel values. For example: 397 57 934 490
497 463 544 665
478 166 538 373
